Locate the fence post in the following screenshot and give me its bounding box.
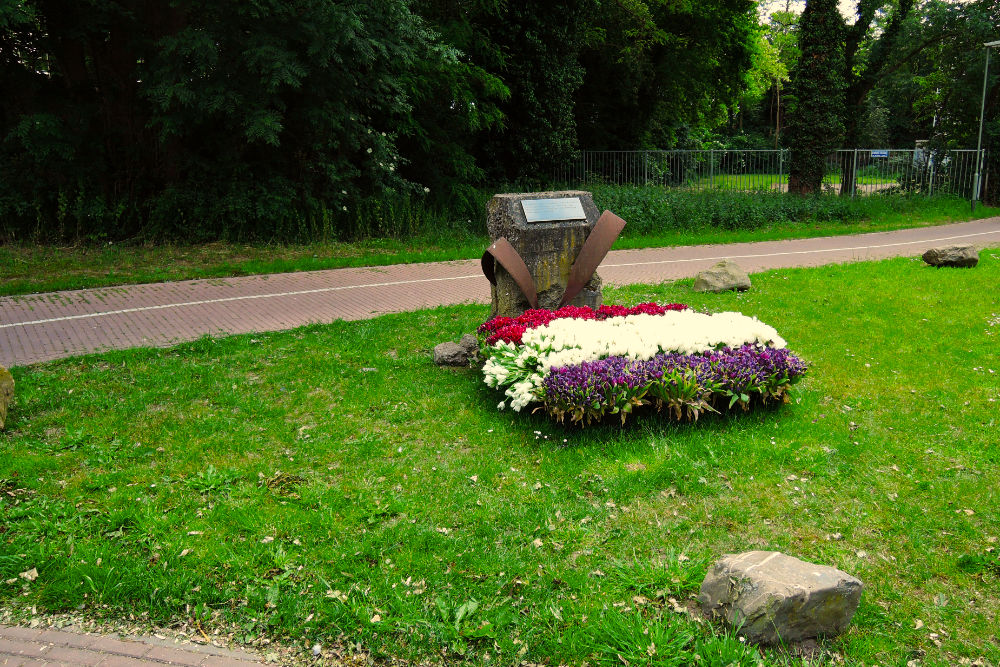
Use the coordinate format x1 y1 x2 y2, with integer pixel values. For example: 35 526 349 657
643 151 648 186
851 149 858 198
779 150 784 192
928 154 934 197
709 150 714 191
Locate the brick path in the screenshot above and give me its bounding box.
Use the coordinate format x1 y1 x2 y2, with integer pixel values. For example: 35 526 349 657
1 218 999 368
0 624 265 666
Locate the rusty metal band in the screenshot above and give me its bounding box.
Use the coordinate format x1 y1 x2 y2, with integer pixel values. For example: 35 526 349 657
480 237 539 309
559 210 626 307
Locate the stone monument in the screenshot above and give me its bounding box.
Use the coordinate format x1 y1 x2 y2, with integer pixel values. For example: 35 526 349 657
482 191 624 318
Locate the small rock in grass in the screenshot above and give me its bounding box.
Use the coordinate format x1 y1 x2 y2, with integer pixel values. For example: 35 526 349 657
693 260 751 293
921 245 978 268
434 336 479 367
0 365 13 430
458 333 480 358
699 550 863 645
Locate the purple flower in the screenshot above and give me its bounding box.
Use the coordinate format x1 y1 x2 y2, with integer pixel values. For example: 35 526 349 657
541 345 807 425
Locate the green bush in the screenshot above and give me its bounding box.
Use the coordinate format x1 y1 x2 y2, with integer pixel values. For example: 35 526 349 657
588 184 960 235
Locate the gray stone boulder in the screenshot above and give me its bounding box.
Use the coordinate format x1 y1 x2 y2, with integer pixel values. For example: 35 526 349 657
693 260 751 292
434 334 481 367
0 365 13 430
458 334 479 358
699 551 863 645
922 245 978 268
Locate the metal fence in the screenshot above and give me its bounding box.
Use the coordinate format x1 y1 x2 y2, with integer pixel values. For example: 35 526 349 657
556 148 985 197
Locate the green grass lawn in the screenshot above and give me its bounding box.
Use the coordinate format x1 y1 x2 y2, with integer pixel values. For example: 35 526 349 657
2 254 1000 666
1 197 997 297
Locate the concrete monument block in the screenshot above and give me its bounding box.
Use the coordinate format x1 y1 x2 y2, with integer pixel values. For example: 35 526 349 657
485 191 604 318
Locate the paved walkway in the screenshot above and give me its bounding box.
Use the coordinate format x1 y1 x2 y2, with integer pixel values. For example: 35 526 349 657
0 624 265 666
2 218 999 367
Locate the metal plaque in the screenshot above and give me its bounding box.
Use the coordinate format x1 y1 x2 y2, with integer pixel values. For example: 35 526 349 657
521 197 586 223
871 149 889 158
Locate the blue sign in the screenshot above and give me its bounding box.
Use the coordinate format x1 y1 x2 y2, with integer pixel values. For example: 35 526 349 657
871 150 889 158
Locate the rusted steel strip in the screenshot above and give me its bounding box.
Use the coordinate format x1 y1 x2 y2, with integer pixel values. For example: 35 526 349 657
559 210 626 307
481 237 539 309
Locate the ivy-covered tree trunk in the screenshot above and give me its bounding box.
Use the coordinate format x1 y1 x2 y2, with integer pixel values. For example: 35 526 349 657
785 0 845 195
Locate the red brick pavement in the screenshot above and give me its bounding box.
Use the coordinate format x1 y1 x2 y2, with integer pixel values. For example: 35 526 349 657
1 218 999 367
0 624 264 666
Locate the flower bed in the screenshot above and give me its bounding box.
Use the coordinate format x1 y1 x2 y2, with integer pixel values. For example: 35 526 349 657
478 304 807 425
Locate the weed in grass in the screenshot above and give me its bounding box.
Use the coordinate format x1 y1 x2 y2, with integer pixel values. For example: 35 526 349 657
2 253 1000 665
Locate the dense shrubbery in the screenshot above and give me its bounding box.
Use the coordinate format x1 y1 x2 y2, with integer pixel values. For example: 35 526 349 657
319 187 975 243
261 188 984 243
589 185 960 235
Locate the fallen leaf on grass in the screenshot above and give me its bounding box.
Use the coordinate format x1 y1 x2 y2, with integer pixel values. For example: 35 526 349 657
667 597 686 614
914 619 924 630
19 568 38 582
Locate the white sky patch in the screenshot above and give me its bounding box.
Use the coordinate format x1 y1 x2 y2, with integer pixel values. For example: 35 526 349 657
759 0 866 23
760 0 972 24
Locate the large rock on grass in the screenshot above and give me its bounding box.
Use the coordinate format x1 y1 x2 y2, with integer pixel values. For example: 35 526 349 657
693 260 751 292
921 245 978 268
699 551 863 645
0 365 13 429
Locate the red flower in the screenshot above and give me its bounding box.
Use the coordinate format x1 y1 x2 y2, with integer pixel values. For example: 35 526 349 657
479 302 691 345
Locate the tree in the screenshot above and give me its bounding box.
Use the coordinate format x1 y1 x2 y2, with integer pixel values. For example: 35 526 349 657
836 0 919 194
765 9 800 147
785 0 846 194
0 0 472 241
574 0 758 151
400 0 508 206
910 0 1000 203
